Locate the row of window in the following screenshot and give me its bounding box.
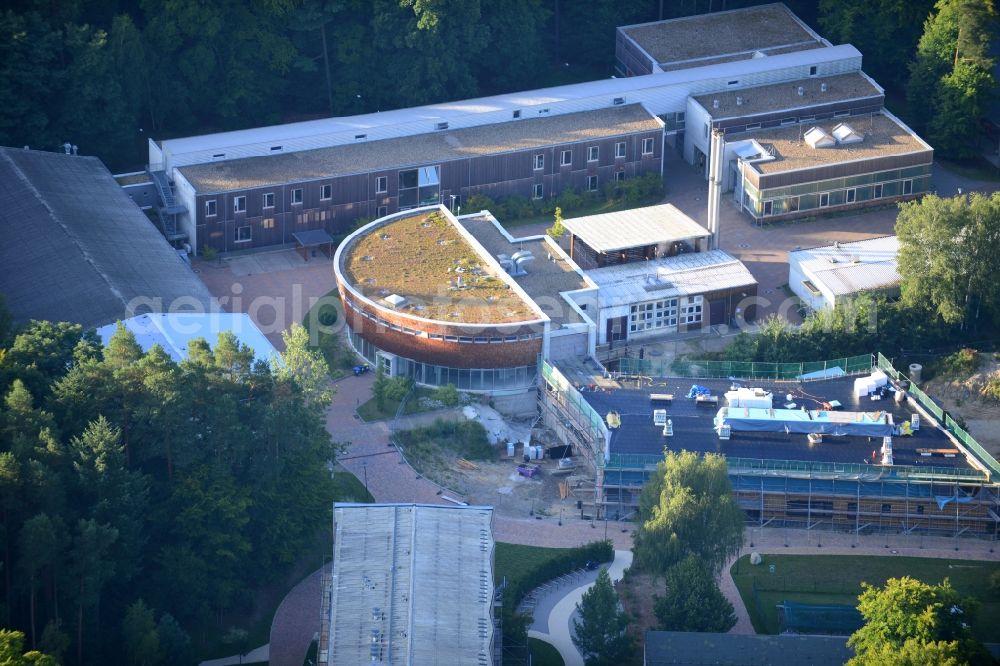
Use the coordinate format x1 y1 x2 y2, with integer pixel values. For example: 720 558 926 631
532 173 619 199
628 296 702 332
343 297 542 342
533 138 655 171
205 175 397 218
758 179 914 216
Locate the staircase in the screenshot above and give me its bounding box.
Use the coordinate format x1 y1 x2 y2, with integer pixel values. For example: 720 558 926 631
148 169 188 243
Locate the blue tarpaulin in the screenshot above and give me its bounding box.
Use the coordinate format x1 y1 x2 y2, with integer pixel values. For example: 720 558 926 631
687 385 712 399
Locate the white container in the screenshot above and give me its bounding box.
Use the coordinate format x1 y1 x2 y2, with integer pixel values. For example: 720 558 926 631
871 370 888 387
534 446 543 460
506 442 515 458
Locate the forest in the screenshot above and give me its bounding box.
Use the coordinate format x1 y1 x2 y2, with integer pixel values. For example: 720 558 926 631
1 0 994 173
0 315 341 665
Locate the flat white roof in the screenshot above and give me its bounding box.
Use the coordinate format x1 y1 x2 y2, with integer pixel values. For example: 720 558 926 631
589 249 757 307
155 44 862 171
789 236 900 297
328 503 495 666
563 204 710 253
96 313 281 366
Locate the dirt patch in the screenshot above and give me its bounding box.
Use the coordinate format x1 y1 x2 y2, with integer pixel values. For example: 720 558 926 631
922 352 1000 459
616 570 660 666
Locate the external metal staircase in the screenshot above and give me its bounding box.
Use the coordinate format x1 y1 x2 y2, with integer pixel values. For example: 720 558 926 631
148 169 188 243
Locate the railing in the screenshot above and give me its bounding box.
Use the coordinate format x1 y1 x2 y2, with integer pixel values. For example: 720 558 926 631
877 352 1000 479
541 360 609 468
615 354 873 381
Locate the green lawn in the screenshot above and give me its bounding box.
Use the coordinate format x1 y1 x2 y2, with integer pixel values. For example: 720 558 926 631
730 554 1000 641
494 542 577 587
356 386 438 422
529 637 565 666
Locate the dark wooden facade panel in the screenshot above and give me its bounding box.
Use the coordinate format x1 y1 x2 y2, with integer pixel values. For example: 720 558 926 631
755 150 933 190
716 98 884 133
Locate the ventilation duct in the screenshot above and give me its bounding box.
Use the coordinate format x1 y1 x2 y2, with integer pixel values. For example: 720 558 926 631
509 250 535 276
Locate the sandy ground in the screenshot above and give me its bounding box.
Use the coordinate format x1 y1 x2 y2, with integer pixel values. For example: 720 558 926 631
922 352 1000 458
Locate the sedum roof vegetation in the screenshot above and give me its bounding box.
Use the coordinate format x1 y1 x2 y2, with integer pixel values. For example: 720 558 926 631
344 212 538 324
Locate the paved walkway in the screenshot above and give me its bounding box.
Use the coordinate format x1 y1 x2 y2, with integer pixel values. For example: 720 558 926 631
528 550 633 666
199 643 269 666
268 564 330 666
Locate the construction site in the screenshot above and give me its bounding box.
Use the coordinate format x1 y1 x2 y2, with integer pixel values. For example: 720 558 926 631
538 353 1000 541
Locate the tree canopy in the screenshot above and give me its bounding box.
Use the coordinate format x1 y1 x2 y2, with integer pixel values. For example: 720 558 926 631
633 450 744 577
0 319 342 665
847 577 992 666
572 568 633 666
654 554 737 633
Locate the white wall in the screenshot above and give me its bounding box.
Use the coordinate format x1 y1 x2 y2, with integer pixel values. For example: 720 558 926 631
788 259 835 311
172 172 198 254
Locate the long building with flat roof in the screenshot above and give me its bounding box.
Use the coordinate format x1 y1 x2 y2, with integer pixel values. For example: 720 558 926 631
321 503 496 666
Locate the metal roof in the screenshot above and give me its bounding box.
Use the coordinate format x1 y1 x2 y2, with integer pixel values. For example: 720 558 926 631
562 204 710 254
156 44 863 171
789 235 900 297
177 104 662 193
588 250 757 308
644 631 853 666
95 313 281 366
328 503 495 666
0 147 214 329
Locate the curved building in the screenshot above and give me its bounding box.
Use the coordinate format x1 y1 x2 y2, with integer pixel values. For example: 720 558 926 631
334 205 549 394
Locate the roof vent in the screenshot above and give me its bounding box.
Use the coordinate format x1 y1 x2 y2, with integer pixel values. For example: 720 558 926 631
355 133 367 140
382 294 408 310
803 127 836 149
712 99 720 109
832 123 863 145
612 96 625 105
820 82 828 93
797 86 805 96
435 122 449 130
736 96 743 106
270 145 282 151
752 50 766 59
512 109 521 118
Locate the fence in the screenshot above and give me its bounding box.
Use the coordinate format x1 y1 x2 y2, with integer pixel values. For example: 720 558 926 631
541 360 609 468
616 354 873 381
877 352 1000 479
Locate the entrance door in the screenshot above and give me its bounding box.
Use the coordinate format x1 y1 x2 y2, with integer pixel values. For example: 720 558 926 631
710 299 726 327
606 316 627 345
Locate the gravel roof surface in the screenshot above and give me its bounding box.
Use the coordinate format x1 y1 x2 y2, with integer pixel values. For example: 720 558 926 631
695 73 881 118
179 104 661 193
734 114 931 174
343 212 537 324
623 4 820 67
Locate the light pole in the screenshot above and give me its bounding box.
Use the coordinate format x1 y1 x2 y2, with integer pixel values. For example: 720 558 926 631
449 194 457 213
362 460 369 495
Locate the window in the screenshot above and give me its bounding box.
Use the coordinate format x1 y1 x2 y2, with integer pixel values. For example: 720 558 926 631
615 171 625 182
612 96 625 105
683 298 703 325
561 150 572 166
377 205 387 217
270 145 282 151
675 111 685 129
834 110 850 118
881 503 892 514
763 200 773 216
205 200 217 217
800 115 815 123
873 183 883 199
727 80 739 86
819 192 830 207
533 153 544 170
532 183 543 199
512 110 521 118
846 188 856 204
235 225 251 242
704 123 709 139
291 188 303 204
628 298 679 332
809 65 818 76
902 179 913 195
847 502 857 513
355 133 367 140
588 146 599 162
587 175 598 191
233 196 246 213
262 217 274 229
263 192 274 208
375 176 388 194
321 184 332 200
642 137 655 155
435 122 449 130
745 122 761 131
398 166 440 209
781 117 797 126
917 505 924 515
615 142 626 158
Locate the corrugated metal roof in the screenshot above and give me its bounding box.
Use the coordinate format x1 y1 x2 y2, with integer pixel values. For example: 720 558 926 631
95 313 281 366
0 147 214 328
328 503 494 666
789 235 900 297
589 250 757 307
178 104 662 193
563 204 710 253
157 45 863 171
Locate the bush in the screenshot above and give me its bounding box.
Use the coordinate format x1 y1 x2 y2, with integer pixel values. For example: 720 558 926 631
465 193 495 214
317 304 338 327
547 207 566 239
396 418 494 460
981 374 1000 402
934 348 980 378
555 187 584 212
432 383 461 407
200 245 217 261
990 570 1000 597
383 376 414 402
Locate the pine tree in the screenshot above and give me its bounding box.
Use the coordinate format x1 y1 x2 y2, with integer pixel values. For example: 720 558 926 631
572 569 633 666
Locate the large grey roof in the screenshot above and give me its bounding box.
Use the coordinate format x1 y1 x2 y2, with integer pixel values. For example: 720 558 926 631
0 147 214 328
177 105 663 194
644 631 853 666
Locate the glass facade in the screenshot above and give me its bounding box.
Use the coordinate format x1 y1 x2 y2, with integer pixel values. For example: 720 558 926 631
741 164 932 218
348 327 537 392
398 166 441 209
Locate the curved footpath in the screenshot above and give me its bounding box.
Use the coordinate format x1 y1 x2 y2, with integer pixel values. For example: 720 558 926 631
527 550 633 666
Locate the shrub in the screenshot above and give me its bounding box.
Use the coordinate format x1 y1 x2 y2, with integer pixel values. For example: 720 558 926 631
317 304 338 327
547 207 566 239
465 193 495 214
200 245 217 261
432 383 461 407
981 373 1000 402
990 570 1000 597
556 187 584 212
935 348 980 378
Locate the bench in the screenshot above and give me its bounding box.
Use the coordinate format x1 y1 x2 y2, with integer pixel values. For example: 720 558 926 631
650 393 674 404
695 395 718 406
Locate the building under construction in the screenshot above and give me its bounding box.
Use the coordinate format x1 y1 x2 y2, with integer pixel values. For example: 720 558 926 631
540 354 1000 541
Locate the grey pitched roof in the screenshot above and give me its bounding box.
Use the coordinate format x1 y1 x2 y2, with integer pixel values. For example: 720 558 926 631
0 147 214 328
644 631 853 666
